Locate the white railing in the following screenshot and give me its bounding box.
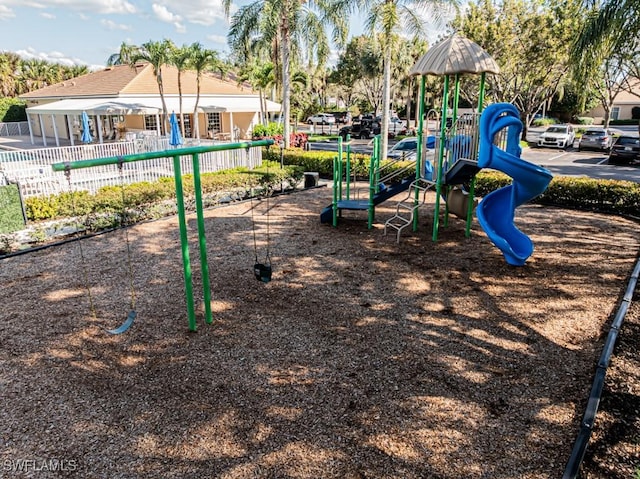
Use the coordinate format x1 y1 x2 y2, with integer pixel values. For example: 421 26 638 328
0 139 263 198
0 121 29 137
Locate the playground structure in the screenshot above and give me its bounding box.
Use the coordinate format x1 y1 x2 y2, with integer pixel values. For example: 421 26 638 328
322 34 553 265
52 139 274 332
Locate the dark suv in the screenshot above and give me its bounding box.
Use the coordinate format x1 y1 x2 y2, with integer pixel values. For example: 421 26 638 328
339 118 381 140
608 136 640 165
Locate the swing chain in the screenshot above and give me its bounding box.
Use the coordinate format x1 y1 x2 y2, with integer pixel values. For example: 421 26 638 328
117 156 137 311
64 162 97 318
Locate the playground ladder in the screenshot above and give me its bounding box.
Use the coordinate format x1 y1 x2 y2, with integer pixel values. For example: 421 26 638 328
383 178 436 243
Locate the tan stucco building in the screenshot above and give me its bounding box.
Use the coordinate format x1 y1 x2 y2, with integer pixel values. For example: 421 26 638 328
20 63 280 146
586 80 640 124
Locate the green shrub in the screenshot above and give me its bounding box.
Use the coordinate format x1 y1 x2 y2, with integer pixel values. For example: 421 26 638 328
532 117 558 127
0 184 25 233
575 117 594 125
252 122 284 138
0 98 27 122
476 172 640 216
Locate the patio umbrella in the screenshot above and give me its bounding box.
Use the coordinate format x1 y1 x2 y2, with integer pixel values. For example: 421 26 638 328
80 111 93 143
169 112 183 147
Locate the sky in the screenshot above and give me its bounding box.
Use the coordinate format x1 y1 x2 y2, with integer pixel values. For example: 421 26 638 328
0 0 454 71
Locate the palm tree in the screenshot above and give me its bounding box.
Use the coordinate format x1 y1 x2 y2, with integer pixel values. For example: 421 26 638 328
573 0 640 133
574 0 640 53
188 43 219 139
224 0 348 148
345 0 457 158
106 42 138 66
127 39 176 134
0 52 21 97
171 44 192 137
239 60 276 125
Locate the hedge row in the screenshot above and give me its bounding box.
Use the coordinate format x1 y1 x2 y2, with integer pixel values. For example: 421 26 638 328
24 162 303 223
272 147 640 217
475 171 639 216
18 150 640 225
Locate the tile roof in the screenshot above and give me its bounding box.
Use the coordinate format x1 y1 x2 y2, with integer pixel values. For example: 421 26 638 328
20 63 255 99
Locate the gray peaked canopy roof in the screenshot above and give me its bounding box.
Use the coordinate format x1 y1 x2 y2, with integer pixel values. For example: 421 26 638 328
410 33 500 76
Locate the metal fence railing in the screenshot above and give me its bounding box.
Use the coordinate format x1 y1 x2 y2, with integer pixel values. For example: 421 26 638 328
0 138 263 198
0 121 30 137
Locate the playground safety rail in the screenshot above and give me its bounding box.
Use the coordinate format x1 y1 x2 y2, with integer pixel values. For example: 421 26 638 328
562 255 640 478
51 139 274 332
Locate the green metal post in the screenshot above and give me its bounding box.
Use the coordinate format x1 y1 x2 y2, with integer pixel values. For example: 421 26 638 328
452 74 461 123
413 76 426 232
191 152 213 324
444 74 462 229
464 72 487 238
172 154 197 331
50 139 274 331
374 136 381 193
51 140 275 172
477 72 486 112
346 142 352 200
433 75 449 242
368 145 377 229
332 155 339 227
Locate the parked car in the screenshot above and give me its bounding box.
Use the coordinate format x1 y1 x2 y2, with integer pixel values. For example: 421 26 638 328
339 118 380 140
372 115 407 133
578 127 615 151
537 124 575 149
307 113 336 125
331 111 351 124
608 136 640 165
387 137 418 160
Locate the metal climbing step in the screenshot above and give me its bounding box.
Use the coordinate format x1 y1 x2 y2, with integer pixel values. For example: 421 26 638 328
383 178 436 243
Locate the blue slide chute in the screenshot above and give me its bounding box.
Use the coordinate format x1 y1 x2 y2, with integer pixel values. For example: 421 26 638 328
476 103 553 266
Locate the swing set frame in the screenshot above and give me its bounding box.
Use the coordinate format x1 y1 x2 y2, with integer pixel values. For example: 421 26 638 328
52 139 274 332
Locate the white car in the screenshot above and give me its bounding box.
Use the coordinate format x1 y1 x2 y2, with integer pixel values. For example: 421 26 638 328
307 113 336 125
387 137 418 160
537 124 575 149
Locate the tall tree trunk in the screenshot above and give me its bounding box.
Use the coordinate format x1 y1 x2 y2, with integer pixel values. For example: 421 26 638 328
381 39 392 159
281 17 291 149
178 72 185 137
259 89 266 126
193 76 201 138
405 77 413 135
157 69 168 135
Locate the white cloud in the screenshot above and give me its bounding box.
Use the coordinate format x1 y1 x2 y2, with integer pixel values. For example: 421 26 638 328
3 0 137 15
16 47 80 67
152 4 181 23
100 18 132 31
0 5 16 19
152 4 187 33
40 11 55 19
153 0 229 27
206 34 227 46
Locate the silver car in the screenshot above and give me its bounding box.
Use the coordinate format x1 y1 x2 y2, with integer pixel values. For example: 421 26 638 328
578 127 615 151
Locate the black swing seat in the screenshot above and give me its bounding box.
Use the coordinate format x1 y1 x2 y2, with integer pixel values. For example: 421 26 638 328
254 263 272 283
105 310 137 335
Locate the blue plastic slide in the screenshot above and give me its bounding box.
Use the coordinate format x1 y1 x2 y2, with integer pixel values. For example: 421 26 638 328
476 103 553 266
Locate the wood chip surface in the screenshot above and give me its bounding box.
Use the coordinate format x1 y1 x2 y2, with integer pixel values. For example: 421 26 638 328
1 186 638 478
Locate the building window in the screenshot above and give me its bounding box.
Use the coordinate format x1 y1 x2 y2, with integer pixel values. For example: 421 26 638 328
612 107 620 121
207 112 221 133
183 115 192 137
144 115 158 131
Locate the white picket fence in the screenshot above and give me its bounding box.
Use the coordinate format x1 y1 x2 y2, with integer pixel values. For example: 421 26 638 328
0 138 263 198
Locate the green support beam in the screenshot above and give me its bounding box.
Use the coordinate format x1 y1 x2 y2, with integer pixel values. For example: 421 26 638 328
52 139 274 331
